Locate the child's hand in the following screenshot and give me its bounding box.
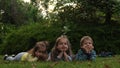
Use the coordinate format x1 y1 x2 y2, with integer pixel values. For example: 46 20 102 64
38 53 48 61
63 52 69 61
89 45 94 50
57 52 63 59
82 45 94 53
63 52 68 57
84 47 90 53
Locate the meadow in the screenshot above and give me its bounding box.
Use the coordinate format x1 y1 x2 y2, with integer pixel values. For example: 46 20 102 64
0 55 120 68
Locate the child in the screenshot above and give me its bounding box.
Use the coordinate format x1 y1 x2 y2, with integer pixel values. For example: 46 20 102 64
48 35 73 61
4 41 49 62
75 36 96 61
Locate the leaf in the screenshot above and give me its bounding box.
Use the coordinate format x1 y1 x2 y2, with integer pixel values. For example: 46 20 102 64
49 62 59 68
104 64 111 68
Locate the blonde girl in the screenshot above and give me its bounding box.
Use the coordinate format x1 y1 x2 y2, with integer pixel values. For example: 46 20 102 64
48 35 73 61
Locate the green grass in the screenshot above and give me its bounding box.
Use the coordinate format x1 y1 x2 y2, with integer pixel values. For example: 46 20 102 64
0 55 120 68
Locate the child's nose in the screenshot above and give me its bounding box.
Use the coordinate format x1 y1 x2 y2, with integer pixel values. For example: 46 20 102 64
87 43 90 45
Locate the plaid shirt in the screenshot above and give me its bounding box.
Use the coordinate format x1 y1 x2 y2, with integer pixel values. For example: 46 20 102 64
75 49 96 61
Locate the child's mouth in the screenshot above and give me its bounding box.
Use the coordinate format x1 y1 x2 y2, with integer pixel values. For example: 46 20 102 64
62 47 66 49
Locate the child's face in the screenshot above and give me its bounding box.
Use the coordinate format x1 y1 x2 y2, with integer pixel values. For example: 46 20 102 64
39 43 46 52
35 50 41 58
57 38 68 52
81 39 94 50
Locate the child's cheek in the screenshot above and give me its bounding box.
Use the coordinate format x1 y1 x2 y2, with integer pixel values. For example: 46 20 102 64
81 45 85 48
65 47 68 51
84 45 88 48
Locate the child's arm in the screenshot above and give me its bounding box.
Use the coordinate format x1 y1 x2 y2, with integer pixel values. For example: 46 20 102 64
63 52 72 61
25 53 38 62
54 52 64 61
39 53 48 61
46 53 51 61
57 52 63 59
47 52 64 61
75 49 86 61
90 50 96 61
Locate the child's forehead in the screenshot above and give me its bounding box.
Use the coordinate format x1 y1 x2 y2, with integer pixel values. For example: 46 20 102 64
59 38 68 42
83 39 92 42
37 42 46 46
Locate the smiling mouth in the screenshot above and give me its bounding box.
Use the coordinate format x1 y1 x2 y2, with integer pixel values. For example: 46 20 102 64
62 47 67 49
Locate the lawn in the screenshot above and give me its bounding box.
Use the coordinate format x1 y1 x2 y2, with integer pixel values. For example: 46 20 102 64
0 55 120 68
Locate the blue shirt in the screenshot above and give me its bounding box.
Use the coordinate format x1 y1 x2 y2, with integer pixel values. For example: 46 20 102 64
75 49 96 61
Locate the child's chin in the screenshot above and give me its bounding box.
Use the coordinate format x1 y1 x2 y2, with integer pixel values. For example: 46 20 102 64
63 49 67 51
40 50 46 52
59 49 66 51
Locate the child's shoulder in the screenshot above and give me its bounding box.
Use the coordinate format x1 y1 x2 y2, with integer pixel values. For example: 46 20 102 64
91 50 96 52
77 49 84 53
91 50 96 54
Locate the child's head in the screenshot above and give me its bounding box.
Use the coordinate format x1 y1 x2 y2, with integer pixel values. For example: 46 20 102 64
29 41 49 57
51 35 72 61
80 36 94 50
54 35 71 52
35 41 49 52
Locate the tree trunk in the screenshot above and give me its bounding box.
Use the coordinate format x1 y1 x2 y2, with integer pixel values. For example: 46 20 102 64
105 6 112 24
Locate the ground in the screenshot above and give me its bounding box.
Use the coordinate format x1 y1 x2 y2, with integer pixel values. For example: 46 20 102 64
0 55 120 68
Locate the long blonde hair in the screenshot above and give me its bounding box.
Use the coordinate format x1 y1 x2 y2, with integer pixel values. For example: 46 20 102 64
51 35 73 61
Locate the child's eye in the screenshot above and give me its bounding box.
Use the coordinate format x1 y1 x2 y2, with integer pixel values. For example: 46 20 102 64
59 43 62 45
84 42 86 44
89 42 92 44
42 45 45 47
64 43 67 45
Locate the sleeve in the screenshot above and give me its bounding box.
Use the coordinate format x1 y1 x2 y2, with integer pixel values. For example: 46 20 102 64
67 56 72 61
27 54 38 62
21 53 38 62
47 53 51 61
21 53 28 61
75 49 85 61
47 52 60 61
90 50 96 61
75 53 79 60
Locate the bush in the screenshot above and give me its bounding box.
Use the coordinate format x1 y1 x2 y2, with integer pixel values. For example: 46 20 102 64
67 23 120 54
0 22 63 54
1 22 120 54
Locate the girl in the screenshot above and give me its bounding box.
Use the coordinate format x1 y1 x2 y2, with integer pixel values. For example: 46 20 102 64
4 41 49 62
48 35 73 61
75 36 96 61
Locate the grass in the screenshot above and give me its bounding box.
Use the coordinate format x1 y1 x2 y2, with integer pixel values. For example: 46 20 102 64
0 55 120 68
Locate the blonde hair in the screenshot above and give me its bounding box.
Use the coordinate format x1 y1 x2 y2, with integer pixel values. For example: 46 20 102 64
51 35 73 61
80 36 93 47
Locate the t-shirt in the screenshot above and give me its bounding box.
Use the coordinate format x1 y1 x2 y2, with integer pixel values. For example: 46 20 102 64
21 52 38 62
